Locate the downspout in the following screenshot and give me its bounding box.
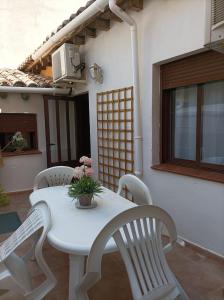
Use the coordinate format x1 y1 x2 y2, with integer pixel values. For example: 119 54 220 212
109 0 143 177
0 86 70 95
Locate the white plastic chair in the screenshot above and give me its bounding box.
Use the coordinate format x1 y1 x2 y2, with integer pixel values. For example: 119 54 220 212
117 174 174 252
117 174 153 205
33 166 74 190
77 205 189 300
0 201 57 299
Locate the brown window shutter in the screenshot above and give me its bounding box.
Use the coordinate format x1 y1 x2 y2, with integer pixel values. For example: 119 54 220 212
161 50 224 89
0 113 37 132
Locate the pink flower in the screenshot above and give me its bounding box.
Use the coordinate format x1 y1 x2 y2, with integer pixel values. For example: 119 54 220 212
74 167 84 179
79 156 92 166
80 165 94 177
85 167 94 177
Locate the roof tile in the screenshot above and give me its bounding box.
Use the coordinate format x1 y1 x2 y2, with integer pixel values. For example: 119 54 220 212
0 69 53 88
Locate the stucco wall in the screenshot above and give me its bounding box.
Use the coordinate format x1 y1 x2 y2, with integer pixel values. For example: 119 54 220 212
84 0 224 256
0 94 47 192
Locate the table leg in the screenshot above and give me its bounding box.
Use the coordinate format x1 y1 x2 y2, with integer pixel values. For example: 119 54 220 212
68 254 86 300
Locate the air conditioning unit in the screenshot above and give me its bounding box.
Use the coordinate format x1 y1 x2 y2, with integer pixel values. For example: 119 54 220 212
52 43 84 83
205 0 224 52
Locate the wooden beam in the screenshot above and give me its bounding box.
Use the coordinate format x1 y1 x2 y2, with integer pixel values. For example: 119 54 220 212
40 58 48 70
85 27 97 38
101 10 123 23
128 0 143 11
116 0 129 9
46 55 52 66
92 18 110 31
72 34 85 45
33 63 41 74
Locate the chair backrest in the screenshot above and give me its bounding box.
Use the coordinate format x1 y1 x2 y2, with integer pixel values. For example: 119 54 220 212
77 205 187 300
0 201 56 300
33 166 74 190
117 174 153 205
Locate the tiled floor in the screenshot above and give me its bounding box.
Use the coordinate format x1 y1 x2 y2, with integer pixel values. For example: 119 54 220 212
1 191 224 300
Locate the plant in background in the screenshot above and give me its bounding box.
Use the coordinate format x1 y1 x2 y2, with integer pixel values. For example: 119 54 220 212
0 185 9 206
11 132 26 151
69 175 102 198
68 156 102 207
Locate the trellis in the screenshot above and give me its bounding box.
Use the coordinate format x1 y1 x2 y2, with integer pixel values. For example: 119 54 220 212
97 86 134 192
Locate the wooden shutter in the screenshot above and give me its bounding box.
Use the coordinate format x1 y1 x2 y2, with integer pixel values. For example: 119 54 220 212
161 50 224 89
0 113 37 132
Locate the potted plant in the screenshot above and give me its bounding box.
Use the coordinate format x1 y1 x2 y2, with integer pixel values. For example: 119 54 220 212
11 132 26 152
68 156 102 208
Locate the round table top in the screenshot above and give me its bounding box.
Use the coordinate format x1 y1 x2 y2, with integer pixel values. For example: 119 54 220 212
29 186 135 255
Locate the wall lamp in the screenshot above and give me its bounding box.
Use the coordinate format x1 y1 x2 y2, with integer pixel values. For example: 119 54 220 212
89 63 103 84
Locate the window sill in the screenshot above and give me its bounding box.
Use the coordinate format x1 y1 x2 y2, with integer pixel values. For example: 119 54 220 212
2 150 42 158
151 163 224 184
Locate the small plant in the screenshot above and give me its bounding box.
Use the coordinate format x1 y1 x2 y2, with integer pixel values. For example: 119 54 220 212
69 156 102 207
11 132 26 150
0 185 9 206
68 175 102 198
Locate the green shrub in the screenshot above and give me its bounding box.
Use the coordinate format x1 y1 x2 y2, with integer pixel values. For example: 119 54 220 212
68 176 102 198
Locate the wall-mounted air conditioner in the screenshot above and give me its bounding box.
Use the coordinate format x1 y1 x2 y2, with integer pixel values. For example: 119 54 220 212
52 43 85 83
205 0 224 52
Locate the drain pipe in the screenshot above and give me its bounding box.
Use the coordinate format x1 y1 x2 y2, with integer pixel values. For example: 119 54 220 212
109 0 143 177
0 86 70 95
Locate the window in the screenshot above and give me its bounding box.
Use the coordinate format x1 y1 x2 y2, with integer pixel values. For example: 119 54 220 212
172 86 197 161
162 82 224 171
160 50 224 175
0 113 38 154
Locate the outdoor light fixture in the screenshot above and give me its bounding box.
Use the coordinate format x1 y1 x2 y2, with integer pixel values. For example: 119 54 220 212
21 93 30 101
89 63 103 84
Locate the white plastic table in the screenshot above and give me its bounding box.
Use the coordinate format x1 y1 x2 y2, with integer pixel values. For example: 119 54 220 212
29 186 135 300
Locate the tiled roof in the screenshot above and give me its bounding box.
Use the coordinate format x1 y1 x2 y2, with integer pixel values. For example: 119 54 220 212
18 0 95 71
0 69 53 88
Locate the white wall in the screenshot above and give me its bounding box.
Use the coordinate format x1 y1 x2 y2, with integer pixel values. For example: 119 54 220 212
0 94 47 192
84 0 224 256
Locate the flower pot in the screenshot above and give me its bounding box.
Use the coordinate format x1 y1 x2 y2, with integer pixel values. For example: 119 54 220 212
15 147 24 153
77 194 93 207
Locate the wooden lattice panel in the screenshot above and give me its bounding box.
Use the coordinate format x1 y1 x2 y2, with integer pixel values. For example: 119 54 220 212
97 86 134 192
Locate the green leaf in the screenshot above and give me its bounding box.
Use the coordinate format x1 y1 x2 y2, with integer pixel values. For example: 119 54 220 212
68 176 103 198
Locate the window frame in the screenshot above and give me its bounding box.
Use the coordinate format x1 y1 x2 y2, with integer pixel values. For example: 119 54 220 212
0 113 38 154
161 82 224 173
